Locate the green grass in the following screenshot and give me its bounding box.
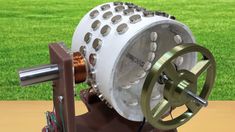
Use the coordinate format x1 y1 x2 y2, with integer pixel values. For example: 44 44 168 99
0 0 234 100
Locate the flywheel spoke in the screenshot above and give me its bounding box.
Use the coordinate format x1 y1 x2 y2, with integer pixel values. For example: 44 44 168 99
164 63 179 81
186 100 200 113
190 60 210 78
151 99 171 120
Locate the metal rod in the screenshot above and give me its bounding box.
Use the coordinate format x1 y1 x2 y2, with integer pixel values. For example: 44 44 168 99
160 74 208 107
19 64 59 86
184 89 208 107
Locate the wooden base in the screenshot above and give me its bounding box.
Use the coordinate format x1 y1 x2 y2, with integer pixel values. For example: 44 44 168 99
73 89 177 132
0 101 234 131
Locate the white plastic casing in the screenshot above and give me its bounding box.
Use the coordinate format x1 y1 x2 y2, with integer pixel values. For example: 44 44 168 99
72 2 196 121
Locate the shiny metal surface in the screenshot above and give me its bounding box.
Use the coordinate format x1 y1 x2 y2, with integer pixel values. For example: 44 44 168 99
100 25 111 36
19 64 59 86
115 5 125 12
123 8 134 15
101 4 110 11
84 32 92 44
129 14 141 24
111 15 122 24
184 89 208 107
92 38 102 51
113 2 123 6
141 43 216 130
103 11 113 19
91 20 101 31
116 23 128 34
89 10 99 19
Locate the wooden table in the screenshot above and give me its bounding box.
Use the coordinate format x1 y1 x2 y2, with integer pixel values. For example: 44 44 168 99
0 101 234 132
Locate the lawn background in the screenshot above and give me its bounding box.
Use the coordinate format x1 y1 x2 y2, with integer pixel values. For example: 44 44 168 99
0 0 234 100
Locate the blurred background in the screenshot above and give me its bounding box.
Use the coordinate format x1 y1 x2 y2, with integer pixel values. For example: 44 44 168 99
0 0 234 100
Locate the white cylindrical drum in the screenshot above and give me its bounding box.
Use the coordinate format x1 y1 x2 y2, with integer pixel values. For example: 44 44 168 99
72 2 196 121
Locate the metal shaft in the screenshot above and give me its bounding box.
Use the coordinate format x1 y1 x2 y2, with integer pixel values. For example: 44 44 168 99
19 64 59 86
184 89 208 107
160 74 208 107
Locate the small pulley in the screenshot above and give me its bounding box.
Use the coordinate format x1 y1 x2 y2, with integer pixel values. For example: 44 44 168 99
141 43 216 130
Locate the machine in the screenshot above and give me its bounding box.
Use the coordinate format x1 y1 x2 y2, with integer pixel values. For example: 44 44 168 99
18 2 216 132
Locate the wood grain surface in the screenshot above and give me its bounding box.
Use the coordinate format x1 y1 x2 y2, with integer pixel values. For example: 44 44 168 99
0 101 234 132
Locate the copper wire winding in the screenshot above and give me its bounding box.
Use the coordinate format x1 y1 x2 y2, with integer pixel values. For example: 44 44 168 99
73 52 87 83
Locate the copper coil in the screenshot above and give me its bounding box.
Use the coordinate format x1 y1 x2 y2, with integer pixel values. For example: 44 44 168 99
73 52 87 83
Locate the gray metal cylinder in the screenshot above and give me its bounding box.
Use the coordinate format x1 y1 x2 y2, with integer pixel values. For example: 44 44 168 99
19 64 59 86
184 89 208 107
